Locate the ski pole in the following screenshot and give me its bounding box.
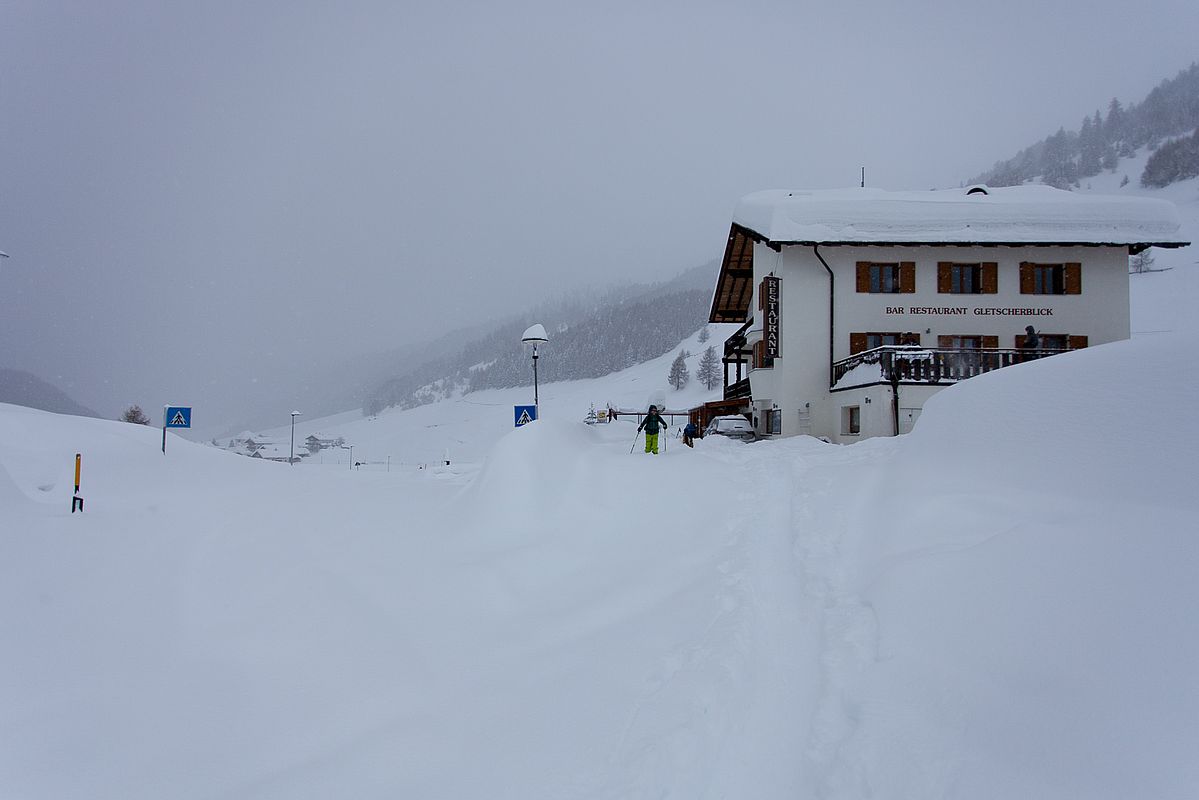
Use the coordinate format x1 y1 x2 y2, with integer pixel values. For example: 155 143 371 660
630 430 641 454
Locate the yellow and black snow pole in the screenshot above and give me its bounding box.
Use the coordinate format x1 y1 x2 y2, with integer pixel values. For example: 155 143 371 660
71 453 84 513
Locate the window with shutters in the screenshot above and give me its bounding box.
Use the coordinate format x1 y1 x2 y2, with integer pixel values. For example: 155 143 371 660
1041 334 1068 350
1012 334 1088 350
938 262 997 294
873 263 900 293
954 264 981 294
857 261 916 293
937 335 997 349
1020 262 1081 295
850 332 921 354
868 332 902 349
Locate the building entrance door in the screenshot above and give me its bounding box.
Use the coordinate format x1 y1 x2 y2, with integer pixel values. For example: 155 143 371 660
899 407 922 434
796 408 811 437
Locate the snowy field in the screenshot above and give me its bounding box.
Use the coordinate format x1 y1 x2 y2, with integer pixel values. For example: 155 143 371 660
3 176 1199 798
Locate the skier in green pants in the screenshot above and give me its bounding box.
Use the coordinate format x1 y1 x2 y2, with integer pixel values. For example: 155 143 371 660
638 405 669 455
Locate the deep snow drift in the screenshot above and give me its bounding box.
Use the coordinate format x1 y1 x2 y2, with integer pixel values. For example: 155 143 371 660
4 168 1198 798
3 312 1198 798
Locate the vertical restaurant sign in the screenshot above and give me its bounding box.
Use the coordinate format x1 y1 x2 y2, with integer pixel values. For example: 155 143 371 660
763 275 781 363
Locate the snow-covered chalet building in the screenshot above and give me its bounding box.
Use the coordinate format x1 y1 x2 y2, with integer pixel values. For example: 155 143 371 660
706 185 1188 442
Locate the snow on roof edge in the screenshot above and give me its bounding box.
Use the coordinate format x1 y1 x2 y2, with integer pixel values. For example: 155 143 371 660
732 185 1188 247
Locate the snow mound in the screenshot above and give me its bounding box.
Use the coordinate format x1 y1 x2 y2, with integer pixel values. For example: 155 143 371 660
826 335 1199 797
904 335 1197 505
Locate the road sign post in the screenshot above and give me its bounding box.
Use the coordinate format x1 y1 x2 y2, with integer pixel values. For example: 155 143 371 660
162 405 192 454
514 405 537 428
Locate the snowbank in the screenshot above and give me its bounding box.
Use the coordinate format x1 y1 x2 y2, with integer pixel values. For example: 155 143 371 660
827 335 1199 796
3 318 1198 797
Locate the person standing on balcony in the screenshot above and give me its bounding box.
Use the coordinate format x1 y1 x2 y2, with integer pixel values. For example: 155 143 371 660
1020 325 1040 362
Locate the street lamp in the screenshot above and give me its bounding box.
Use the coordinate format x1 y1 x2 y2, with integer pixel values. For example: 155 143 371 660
521 323 548 419
290 411 301 465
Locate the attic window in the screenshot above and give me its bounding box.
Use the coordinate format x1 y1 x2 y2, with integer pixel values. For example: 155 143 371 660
966 186 989 196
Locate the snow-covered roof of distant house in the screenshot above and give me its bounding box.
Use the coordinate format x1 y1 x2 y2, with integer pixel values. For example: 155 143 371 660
710 184 1189 323
733 185 1187 248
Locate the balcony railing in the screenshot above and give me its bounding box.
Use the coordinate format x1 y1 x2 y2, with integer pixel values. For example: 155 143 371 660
724 378 752 401
832 345 1076 390
722 319 753 401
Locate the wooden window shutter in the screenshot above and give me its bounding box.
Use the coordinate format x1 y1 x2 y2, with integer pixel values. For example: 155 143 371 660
849 333 868 354
937 335 954 348
900 262 916 293
1068 335 1089 349
856 262 871 293
937 262 953 293
900 332 921 346
1019 262 1034 294
981 262 998 293
1064 263 1082 294
1014 335 1024 348
753 340 763 367
982 335 999 349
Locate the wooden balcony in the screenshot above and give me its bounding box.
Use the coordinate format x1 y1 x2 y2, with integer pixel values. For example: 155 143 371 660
832 345 1079 391
722 319 752 401
724 377 752 401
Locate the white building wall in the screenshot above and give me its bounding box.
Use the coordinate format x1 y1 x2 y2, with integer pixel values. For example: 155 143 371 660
828 245 1129 358
747 244 1132 442
745 244 831 438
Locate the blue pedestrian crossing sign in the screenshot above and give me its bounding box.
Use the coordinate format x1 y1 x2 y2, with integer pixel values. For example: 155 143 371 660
514 405 537 427
164 406 192 428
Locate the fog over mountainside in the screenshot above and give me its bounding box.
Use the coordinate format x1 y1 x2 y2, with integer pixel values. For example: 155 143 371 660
0 369 100 419
362 262 717 416
971 62 1199 189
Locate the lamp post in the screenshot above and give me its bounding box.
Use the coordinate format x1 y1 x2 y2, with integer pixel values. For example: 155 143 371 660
290 411 301 465
521 323 549 419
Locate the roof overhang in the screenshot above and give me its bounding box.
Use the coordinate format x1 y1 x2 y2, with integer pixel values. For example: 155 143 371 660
708 223 1190 323
708 224 763 323
761 239 1187 254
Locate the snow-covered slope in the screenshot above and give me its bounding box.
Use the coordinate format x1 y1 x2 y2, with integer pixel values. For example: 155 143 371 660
1080 148 1198 338
4 289 1199 798
266 325 738 469
3 176 1198 797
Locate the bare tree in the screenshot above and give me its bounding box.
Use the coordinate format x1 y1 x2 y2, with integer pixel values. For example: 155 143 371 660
121 405 150 425
1129 250 1156 274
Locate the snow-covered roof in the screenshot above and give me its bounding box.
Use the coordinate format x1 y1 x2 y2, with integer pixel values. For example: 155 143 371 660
733 185 1187 247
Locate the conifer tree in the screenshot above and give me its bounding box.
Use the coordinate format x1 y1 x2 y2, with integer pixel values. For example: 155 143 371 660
668 351 690 390
697 345 719 390
698 325 710 344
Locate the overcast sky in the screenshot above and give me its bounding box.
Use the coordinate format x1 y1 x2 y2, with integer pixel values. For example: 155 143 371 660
2 0 1196 431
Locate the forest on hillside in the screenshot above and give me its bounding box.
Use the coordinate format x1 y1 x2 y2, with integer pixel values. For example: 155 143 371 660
362 271 715 416
972 62 1199 189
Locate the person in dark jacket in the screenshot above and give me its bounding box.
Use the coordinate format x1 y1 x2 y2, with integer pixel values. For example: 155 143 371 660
683 420 697 447
637 405 668 454
1020 325 1040 361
